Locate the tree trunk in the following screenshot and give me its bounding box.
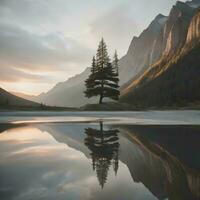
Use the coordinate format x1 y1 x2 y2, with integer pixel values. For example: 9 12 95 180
99 95 103 104
100 122 104 144
99 82 104 104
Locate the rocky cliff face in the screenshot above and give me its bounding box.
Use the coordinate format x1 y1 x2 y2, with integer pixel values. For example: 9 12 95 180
120 0 199 86
120 9 200 107
187 0 200 8
162 1 196 56
119 14 167 85
186 9 200 44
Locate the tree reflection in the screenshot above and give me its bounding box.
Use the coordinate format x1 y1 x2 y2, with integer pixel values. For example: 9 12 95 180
84 122 119 188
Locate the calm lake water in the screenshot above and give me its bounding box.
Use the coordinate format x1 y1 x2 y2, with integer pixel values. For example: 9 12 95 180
0 111 199 200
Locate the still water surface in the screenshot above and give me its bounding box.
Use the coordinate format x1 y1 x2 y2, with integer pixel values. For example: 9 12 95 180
0 113 199 200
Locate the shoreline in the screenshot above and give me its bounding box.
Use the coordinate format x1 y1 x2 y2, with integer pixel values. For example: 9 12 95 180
1 110 200 125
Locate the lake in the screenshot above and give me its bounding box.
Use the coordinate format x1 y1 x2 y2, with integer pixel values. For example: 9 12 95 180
0 111 199 200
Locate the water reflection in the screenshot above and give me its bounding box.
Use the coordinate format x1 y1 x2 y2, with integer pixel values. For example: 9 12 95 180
117 125 200 200
0 122 199 200
84 122 119 188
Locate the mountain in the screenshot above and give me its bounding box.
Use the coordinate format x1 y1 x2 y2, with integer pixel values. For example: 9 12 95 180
187 0 200 8
33 0 200 108
35 67 98 107
186 7 200 43
161 1 195 56
11 91 37 102
119 14 167 85
33 13 168 107
120 4 200 107
0 87 39 108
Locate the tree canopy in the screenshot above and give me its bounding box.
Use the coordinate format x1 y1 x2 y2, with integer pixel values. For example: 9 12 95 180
85 38 120 104
84 122 119 188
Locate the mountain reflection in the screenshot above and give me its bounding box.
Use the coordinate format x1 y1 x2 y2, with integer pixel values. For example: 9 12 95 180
0 123 199 200
84 122 119 188
117 125 200 200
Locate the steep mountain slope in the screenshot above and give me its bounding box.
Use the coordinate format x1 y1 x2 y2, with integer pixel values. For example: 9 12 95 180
0 87 39 107
162 1 195 56
119 14 167 85
187 0 200 8
121 0 199 91
120 9 200 107
33 14 168 107
186 7 200 43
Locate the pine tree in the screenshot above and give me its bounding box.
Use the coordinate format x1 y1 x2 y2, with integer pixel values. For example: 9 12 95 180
96 38 110 69
91 56 96 74
113 50 119 75
84 122 119 188
85 39 120 104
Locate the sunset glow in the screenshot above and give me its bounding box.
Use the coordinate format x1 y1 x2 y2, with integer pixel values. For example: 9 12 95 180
0 0 183 95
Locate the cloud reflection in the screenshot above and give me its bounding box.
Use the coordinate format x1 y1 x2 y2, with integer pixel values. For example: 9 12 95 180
0 125 156 200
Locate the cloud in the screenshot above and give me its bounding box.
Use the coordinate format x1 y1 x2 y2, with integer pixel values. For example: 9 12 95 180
0 126 96 200
0 0 184 94
89 0 182 56
89 4 139 56
0 21 92 82
0 66 47 83
0 0 94 34
0 0 94 93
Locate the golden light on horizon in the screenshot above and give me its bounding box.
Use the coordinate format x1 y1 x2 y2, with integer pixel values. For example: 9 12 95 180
0 81 52 96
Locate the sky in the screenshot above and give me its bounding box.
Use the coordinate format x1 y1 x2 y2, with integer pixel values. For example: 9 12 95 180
0 0 186 95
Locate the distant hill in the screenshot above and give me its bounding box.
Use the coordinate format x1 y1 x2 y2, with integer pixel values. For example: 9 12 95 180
11 91 37 102
0 87 40 108
35 67 97 107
